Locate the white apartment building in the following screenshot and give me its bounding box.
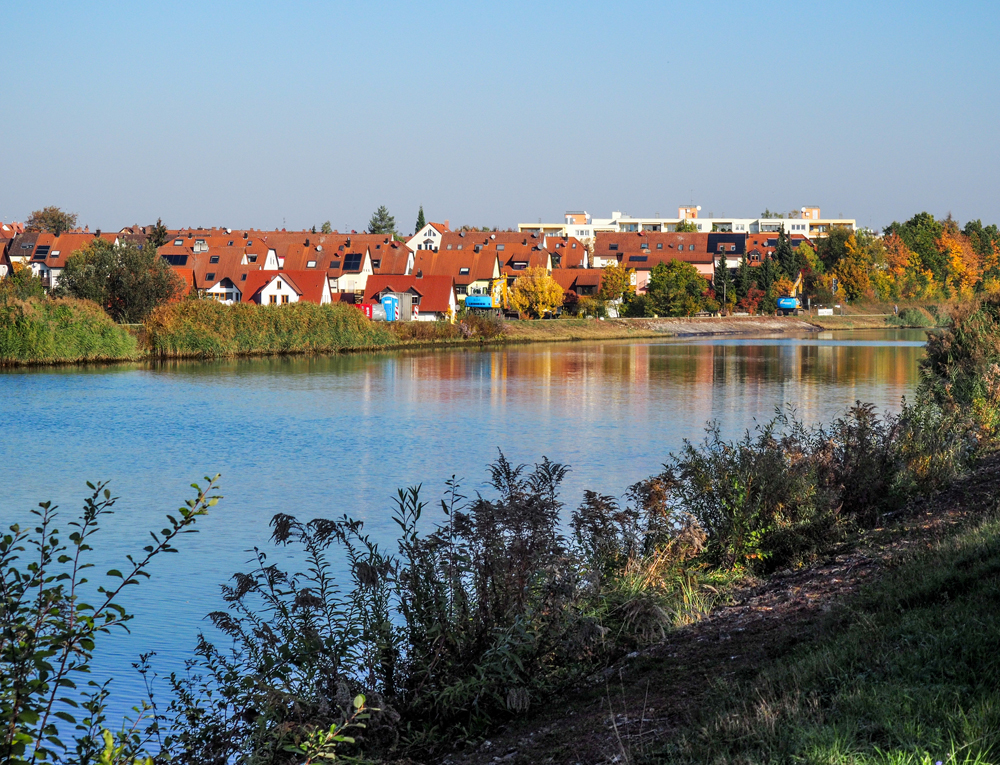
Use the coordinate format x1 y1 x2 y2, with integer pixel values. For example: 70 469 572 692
520 206 854 238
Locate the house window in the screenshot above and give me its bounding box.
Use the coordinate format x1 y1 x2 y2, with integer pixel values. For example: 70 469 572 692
270 295 277 304
173 239 183 246
277 281 282 290
240 273 247 281
206 272 216 280
457 244 463 249
456 285 467 295
688 245 695 251
247 241 253 246
228 240 234 246
411 295 421 305
50 250 60 258
609 243 618 251
307 260 317 268
731 245 737 251
209 255 220 263
329 260 340 268
281 295 289 304
371 259 381 269
497 244 505 251
656 243 663 249
447 244 453 250
247 255 257 263
459 267 470 275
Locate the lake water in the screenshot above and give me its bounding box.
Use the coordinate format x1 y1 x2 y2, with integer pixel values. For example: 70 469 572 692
0 328 927 723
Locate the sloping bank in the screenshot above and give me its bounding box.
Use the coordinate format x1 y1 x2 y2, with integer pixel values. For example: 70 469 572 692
144 300 396 358
0 297 138 365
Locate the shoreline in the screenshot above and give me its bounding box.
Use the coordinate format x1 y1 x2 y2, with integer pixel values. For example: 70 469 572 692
0 314 924 368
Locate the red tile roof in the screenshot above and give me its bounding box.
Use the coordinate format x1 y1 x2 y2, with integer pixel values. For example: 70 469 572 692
551 268 603 294
241 270 330 304
364 274 455 314
594 232 713 268
412 247 499 285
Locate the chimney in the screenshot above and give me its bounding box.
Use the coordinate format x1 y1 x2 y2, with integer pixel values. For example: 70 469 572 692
444 219 450 230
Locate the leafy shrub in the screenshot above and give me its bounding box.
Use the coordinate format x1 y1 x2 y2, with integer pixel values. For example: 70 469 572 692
458 311 506 339
144 301 395 358
886 306 934 327
0 477 219 764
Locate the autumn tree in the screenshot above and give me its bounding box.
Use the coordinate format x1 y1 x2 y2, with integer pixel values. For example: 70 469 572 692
646 260 709 317
367 206 396 235
597 262 634 303
674 219 699 233
938 227 980 297
886 212 945 283
321 221 333 234
509 267 564 318
25 206 78 235
832 234 872 301
55 239 183 322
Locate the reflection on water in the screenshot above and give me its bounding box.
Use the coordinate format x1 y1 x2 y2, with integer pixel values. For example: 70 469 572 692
0 329 927 721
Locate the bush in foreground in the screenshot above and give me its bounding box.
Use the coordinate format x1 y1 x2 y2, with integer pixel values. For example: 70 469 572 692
0 296 138 364
144 300 395 358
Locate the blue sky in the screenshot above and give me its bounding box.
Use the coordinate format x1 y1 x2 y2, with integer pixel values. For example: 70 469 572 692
2 0 998 233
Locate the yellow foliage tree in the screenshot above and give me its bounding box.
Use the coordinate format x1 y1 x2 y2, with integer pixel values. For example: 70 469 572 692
509 267 564 318
938 229 980 298
834 234 873 300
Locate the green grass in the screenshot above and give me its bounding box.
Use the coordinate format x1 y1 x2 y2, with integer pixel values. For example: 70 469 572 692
662 513 1000 764
144 299 396 358
0 297 138 364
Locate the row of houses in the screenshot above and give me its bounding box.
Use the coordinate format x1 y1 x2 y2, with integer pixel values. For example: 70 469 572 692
1 216 816 319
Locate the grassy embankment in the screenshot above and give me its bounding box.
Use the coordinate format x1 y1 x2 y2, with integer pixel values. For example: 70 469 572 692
0 297 138 365
665 497 1000 765
143 300 395 358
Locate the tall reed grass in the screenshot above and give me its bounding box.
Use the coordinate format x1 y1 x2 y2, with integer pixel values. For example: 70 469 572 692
144 300 395 358
0 297 138 364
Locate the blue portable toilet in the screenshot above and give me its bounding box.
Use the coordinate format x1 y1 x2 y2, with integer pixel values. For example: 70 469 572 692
381 294 400 321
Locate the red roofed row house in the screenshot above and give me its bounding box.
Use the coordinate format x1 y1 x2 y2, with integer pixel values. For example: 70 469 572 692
5 230 119 288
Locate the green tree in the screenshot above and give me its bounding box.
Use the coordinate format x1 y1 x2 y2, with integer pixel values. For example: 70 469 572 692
414 205 426 234
646 260 708 316
0 263 46 300
56 239 184 323
674 219 699 233
713 252 736 309
367 206 396 235
735 253 755 301
760 209 785 219
321 221 333 234
147 218 169 250
25 206 78 235
774 229 802 280
758 254 777 295
816 226 853 271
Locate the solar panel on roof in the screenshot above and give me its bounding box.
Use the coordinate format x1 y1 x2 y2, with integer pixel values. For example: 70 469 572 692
628 255 648 262
343 253 363 271
162 254 189 266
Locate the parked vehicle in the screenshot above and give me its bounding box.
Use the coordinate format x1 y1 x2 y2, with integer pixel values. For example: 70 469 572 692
777 296 799 316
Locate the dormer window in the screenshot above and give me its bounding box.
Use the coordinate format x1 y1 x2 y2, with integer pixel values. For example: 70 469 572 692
247 255 258 263
371 259 381 269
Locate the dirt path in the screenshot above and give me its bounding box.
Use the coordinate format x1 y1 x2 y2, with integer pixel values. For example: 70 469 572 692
437 457 998 765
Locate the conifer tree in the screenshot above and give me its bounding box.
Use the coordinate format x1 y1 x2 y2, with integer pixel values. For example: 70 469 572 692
735 253 755 300
367 206 396 235
321 221 333 234
714 252 735 308
414 206 426 235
